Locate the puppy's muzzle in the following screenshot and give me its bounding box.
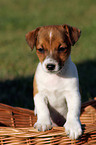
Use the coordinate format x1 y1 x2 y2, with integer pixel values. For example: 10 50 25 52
42 57 60 73
46 63 55 71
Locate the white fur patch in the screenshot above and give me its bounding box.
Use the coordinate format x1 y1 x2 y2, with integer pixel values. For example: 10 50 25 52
49 31 52 46
34 55 82 139
49 31 52 39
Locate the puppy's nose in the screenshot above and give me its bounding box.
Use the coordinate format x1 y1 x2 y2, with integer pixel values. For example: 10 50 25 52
46 64 55 71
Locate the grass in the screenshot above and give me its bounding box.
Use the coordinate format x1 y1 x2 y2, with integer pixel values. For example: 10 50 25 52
0 0 96 109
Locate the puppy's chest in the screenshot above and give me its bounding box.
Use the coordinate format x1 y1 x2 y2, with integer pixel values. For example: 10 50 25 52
38 73 64 92
36 63 70 92
47 90 65 108
36 72 66 104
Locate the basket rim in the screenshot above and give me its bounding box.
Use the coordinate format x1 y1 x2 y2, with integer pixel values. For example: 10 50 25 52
0 124 96 138
0 98 96 113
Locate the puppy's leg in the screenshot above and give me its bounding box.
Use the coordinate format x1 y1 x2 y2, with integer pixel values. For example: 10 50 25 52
64 91 82 139
34 93 52 131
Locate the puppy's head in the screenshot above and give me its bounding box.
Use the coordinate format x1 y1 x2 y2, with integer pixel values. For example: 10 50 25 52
26 24 81 73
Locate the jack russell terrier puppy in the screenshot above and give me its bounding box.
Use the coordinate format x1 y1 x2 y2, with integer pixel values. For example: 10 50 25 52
26 24 82 140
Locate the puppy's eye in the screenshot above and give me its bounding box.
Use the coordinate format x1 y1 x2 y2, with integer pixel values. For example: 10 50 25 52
37 48 44 53
58 47 67 52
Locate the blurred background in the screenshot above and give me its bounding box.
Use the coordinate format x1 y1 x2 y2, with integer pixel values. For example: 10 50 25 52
0 0 96 109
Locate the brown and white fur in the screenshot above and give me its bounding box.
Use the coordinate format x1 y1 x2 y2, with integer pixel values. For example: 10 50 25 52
26 24 82 140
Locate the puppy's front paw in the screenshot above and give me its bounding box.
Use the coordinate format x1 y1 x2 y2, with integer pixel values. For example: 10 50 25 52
64 119 82 140
34 121 52 131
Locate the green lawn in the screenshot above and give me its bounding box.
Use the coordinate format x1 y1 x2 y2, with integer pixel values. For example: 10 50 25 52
0 0 96 109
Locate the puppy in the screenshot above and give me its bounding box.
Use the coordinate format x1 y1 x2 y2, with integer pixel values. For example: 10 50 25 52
26 24 82 140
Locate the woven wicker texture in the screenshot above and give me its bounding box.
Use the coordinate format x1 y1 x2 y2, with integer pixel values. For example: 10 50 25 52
0 99 96 145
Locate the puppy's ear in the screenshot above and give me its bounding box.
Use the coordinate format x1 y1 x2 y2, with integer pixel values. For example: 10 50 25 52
63 24 81 46
26 27 40 50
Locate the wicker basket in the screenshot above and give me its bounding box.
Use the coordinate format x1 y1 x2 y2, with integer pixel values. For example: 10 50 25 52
0 99 96 145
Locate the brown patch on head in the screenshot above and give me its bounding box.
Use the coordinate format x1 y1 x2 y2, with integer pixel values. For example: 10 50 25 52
25 27 40 49
35 25 72 65
63 24 81 46
26 24 81 68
